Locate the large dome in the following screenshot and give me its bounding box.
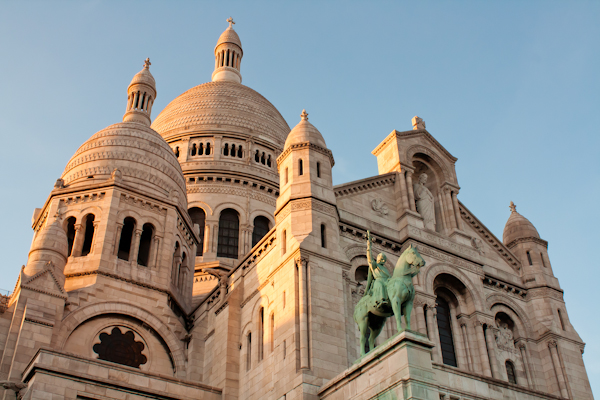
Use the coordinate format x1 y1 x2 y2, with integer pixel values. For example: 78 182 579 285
61 122 187 208
151 81 290 149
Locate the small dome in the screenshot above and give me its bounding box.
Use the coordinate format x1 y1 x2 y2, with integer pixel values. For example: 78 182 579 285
284 110 327 150
29 217 69 261
62 122 187 208
216 26 242 49
129 59 156 88
503 201 540 245
152 81 290 149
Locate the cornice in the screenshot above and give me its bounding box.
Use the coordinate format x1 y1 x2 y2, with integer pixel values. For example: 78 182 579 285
276 141 335 167
371 129 458 163
333 172 396 198
506 236 548 249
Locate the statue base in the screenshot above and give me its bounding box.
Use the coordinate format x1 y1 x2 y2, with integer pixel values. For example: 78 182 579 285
319 330 439 400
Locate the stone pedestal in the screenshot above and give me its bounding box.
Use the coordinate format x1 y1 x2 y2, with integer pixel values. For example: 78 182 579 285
318 330 438 400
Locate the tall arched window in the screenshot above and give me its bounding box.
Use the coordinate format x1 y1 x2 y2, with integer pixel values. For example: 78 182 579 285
172 241 181 285
179 252 187 289
320 224 326 248
189 207 206 256
118 217 136 261
206 143 211 155
191 143 197 156
223 143 229 156
81 214 95 256
246 332 252 371
526 251 533 265
259 307 265 362
65 217 76 256
299 159 304 175
505 360 517 384
436 297 457 367
252 216 270 247
316 162 321 178
137 223 154 266
217 209 239 258
199 143 204 155
237 146 243 158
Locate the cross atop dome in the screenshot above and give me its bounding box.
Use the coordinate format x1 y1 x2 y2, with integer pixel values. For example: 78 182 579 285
227 17 235 28
144 58 151 69
509 201 517 213
301 109 309 121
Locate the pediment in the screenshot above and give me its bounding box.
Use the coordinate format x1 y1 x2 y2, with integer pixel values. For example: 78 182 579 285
21 261 67 300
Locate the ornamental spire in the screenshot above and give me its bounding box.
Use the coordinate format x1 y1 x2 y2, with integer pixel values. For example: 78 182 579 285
123 58 157 126
212 18 243 84
509 201 517 213
301 109 309 121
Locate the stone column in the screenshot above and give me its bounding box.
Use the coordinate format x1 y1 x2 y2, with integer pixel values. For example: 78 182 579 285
213 135 222 161
113 223 123 256
90 221 100 255
474 321 492 377
415 303 427 336
429 305 443 363
149 236 161 268
398 170 410 210
203 224 210 255
71 223 84 257
406 171 416 212
485 326 501 379
444 187 457 230
548 340 569 398
297 257 310 370
460 322 473 371
518 342 533 389
451 192 463 230
436 192 447 231
130 229 142 265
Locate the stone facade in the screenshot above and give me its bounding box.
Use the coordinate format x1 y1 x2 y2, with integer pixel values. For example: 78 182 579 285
0 20 593 400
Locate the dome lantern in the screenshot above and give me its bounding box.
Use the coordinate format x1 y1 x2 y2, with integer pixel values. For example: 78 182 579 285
123 58 157 126
212 18 243 84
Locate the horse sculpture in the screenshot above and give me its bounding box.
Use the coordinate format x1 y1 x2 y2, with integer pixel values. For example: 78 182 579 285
353 231 424 356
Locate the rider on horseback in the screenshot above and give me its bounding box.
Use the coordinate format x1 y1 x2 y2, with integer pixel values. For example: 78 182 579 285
365 231 391 309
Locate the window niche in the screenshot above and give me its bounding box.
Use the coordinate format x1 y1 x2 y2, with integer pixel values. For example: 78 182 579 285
65 216 76 256
252 216 270 247
412 157 444 234
80 214 95 256
93 327 147 368
137 223 154 266
188 207 206 256
118 217 136 261
217 209 239 258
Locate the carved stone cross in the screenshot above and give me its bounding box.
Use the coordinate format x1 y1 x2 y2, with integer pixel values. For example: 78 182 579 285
227 17 235 28
144 58 151 68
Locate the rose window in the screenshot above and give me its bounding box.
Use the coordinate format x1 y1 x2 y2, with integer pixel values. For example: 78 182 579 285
93 327 147 368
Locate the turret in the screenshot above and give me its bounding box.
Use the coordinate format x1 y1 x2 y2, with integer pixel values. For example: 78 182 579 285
212 17 243 83
123 58 157 125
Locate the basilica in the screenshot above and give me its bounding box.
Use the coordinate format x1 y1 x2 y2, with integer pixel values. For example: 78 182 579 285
0 20 593 400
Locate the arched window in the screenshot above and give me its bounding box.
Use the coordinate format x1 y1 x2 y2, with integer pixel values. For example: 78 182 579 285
281 230 287 255
118 217 136 261
191 143 197 156
505 360 517 384
255 149 260 163
217 209 239 258
65 217 76 256
317 162 321 178
267 155 271 167
299 159 304 175
172 241 181 285
246 332 252 371
206 142 211 155
199 143 204 155
354 265 368 284
237 146 243 158
436 297 457 367
188 207 206 256
231 144 236 157
259 307 264 362
80 214 95 256
93 327 147 368
223 143 229 156
558 309 566 330
179 252 187 288
526 251 532 265
540 252 546 268
320 224 326 248
174 146 180 158
137 223 154 266
261 152 266 165
252 216 270 247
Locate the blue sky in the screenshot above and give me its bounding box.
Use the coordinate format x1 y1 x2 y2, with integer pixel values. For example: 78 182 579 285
0 1 598 395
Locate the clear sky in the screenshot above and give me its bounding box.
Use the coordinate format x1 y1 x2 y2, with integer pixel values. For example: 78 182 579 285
0 1 598 395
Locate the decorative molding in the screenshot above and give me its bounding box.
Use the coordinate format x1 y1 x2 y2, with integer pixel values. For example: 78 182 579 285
276 141 335 167
24 317 54 327
187 185 277 207
204 329 215 341
60 192 106 206
120 194 167 216
417 244 483 276
527 286 564 301
506 236 548 249
483 276 527 298
333 173 396 198
214 301 229 316
408 226 480 260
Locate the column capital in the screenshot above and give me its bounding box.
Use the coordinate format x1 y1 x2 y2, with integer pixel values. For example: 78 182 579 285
547 339 558 349
295 256 309 268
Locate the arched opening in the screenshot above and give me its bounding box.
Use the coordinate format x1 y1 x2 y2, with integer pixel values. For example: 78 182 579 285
118 217 136 261
261 152 266 165
223 143 229 156
506 360 517 384
436 296 457 367
267 155 271 167
206 142 211 155
237 146 243 158
255 149 260 163
217 209 239 258
354 265 368 285
320 224 326 248
246 332 252 371
540 252 546 268
259 307 264 362
526 251 533 265
317 162 321 178
81 214 95 256
299 159 304 176
65 217 76 256
137 223 154 266
231 144 236 157
252 216 270 247
199 143 204 155
179 252 187 289
188 207 206 256
191 143 197 156
558 309 566 330
174 146 180 158
172 241 181 285
93 327 147 368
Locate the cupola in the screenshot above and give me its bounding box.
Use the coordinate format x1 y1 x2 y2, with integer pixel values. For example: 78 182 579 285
212 18 243 84
123 58 157 126
25 215 69 276
502 201 540 246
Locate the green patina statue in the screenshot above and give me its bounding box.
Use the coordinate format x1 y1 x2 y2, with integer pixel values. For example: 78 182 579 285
353 231 425 356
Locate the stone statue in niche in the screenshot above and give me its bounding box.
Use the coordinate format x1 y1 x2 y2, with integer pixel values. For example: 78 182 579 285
413 173 436 231
495 320 515 350
353 231 424 356
371 198 389 216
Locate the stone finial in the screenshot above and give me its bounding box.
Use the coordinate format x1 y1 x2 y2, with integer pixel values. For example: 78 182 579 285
412 116 426 130
300 109 309 121
144 58 151 69
54 178 65 189
509 201 517 213
227 17 235 28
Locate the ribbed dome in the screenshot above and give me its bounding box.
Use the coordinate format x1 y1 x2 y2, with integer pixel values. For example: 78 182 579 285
62 122 187 207
151 81 290 149
503 202 540 245
284 110 327 150
217 27 242 49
